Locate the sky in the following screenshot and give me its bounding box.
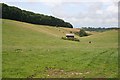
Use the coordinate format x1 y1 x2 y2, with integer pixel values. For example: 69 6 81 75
0 0 119 28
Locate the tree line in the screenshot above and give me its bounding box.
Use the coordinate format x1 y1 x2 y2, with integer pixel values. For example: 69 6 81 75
75 26 119 37
81 27 119 32
1 3 73 28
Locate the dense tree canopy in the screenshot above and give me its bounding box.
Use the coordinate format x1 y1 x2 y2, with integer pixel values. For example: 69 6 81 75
81 27 118 32
79 29 88 37
1 3 73 28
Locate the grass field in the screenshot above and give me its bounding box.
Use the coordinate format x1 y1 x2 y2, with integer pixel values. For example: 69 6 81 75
2 19 118 78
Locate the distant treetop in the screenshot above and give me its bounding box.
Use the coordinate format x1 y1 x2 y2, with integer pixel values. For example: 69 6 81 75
1 3 73 28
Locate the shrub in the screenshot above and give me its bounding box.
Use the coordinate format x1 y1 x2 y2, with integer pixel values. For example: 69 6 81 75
70 31 72 33
79 29 88 37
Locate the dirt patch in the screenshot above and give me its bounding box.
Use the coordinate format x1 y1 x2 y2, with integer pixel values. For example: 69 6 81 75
44 67 86 78
28 67 90 78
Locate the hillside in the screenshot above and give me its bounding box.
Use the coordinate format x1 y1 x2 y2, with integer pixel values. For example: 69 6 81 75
2 19 118 78
1 3 73 28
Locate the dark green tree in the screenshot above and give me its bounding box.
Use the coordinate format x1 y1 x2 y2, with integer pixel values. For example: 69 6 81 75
1 3 73 28
79 29 88 37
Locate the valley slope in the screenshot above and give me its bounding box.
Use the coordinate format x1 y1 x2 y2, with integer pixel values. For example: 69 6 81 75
2 19 118 78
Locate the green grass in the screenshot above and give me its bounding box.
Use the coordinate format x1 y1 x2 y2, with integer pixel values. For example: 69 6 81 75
2 19 118 78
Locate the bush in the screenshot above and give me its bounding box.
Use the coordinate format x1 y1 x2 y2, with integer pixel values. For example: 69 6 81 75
79 29 88 37
70 31 72 33
61 37 80 42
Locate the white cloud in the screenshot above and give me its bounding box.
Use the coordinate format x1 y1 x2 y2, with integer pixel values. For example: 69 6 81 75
1 0 118 27
1 0 119 2
40 0 63 7
39 0 119 2
96 10 103 14
106 4 118 13
105 18 118 23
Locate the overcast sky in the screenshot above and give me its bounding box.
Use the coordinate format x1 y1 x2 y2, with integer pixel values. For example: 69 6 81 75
1 0 119 28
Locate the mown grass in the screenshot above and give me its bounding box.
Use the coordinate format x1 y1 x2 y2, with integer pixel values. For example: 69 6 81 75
2 19 118 78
